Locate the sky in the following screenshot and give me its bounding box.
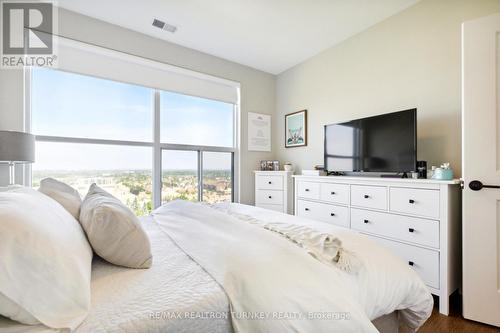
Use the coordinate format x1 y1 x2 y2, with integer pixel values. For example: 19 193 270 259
32 67 233 171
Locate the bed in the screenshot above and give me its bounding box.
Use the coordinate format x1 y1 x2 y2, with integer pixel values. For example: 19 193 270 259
0 201 432 332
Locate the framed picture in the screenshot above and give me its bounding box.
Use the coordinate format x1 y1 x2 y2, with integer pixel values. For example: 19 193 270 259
285 109 307 148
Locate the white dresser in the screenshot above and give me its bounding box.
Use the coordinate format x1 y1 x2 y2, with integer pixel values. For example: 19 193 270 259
293 175 461 315
254 171 293 214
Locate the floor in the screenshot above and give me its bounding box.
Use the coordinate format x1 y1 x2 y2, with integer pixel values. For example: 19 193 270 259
419 293 500 333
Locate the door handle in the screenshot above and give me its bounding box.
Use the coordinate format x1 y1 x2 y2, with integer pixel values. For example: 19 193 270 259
469 180 500 191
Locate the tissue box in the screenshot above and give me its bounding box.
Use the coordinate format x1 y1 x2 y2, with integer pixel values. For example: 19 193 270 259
432 168 454 180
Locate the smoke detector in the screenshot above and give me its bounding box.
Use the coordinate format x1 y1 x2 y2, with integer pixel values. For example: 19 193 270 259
152 19 177 33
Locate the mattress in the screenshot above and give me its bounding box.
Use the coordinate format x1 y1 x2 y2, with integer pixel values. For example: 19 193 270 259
0 216 232 333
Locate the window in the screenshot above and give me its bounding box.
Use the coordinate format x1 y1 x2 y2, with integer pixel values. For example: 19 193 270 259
203 152 232 203
32 142 152 216
160 91 234 147
32 68 153 142
161 150 198 203
30 66 238 215
159 90 235 204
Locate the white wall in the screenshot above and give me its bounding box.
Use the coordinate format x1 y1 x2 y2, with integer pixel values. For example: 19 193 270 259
274 0 500 177
0 8 276 204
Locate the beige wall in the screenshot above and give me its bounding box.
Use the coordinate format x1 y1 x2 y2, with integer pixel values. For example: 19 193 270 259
275 0 500 177
0 8 276 204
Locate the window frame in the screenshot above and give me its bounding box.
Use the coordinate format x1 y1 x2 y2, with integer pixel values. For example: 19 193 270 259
25 67 240 209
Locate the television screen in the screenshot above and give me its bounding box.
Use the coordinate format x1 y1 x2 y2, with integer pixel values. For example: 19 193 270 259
324 109 417 173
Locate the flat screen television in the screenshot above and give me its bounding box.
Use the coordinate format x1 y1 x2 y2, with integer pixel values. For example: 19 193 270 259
324 109 417 174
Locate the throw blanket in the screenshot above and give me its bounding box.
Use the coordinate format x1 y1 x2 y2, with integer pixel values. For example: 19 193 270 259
209 204 361 273
153 201 433 333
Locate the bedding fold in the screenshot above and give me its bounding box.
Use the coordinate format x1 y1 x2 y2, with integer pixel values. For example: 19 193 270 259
209 204 361 273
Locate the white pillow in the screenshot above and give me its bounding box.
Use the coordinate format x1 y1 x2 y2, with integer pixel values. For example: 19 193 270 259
0 186 92 330
80 184 152 269
38 178 82 219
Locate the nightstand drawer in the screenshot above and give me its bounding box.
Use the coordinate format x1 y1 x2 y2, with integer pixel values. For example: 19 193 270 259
351 185 387 210
320 183 350 205
297 200 349 228
256 190 283 205
368 236 439 289
390 187 440 219
297 181 320 200
351 208 439 248
256 175 284 190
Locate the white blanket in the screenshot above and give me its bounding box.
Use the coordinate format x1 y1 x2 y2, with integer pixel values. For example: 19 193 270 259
153 201 433 333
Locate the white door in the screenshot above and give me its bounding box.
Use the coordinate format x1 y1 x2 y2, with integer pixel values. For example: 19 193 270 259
462 12 500 327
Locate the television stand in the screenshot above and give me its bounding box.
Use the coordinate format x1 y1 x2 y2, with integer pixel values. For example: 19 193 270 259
380 172 409 179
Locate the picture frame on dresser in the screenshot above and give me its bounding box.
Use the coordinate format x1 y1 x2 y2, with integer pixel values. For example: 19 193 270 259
293 175 461 316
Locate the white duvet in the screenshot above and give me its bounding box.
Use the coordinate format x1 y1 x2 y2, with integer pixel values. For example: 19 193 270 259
153 201 433 333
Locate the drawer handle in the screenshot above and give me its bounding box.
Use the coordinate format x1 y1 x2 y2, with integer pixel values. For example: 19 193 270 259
409 228 415 233
331 191 336 195
305 208 310 211
330 213 335 216
409 199 415 204
363 219 369 224
408 261 415 266
268 196 272 199
305 189 310 192
364 194 370 199
268 181 272 184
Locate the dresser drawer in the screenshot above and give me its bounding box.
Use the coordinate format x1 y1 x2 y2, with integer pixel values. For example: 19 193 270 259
351 208 439 248
256 175 284 190
297 181 320 200
257 203 284 213
297 200 349 228
368 236 440 289
390 187 440 219
256 190 283 205
320 183 350 205
351 185 387 210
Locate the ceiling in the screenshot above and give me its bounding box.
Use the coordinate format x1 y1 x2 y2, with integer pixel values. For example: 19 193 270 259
57 0 419 74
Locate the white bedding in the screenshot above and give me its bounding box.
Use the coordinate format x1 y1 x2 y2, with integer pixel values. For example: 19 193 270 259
0 201 432 333
154 201 433 332
0 216 231 333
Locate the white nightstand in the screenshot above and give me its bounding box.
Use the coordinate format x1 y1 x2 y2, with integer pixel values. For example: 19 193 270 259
254 171 293 214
